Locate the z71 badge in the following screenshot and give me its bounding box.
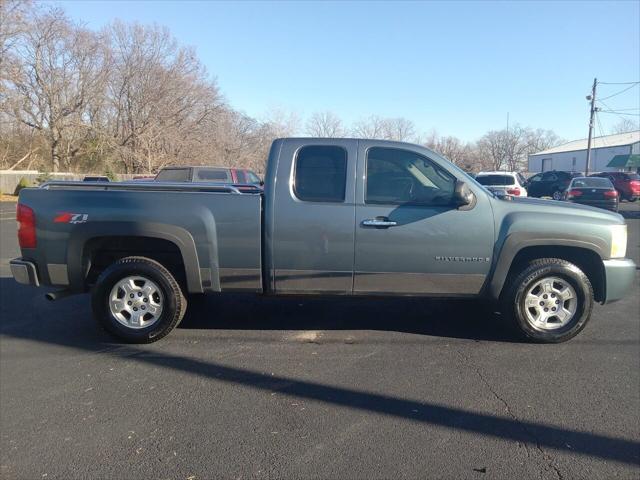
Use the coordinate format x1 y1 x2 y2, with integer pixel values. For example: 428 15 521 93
54 212 89 224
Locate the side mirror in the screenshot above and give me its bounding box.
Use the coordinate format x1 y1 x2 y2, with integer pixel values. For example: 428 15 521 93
453 180 474 207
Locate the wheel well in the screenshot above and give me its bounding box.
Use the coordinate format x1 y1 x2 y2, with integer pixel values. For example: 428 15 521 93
503 246 605 302
83 236 187 288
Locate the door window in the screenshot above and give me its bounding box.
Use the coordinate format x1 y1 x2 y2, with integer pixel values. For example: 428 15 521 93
365 147 455 205
294 146 347 202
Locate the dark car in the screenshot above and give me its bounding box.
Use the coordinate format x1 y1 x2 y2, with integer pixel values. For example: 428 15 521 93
525 171 582 200
155 166 263 192
565 176 619 212
589 171 640 202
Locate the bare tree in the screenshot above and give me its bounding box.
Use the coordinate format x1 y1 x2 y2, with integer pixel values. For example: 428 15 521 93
351 115 386 138
305 111 346 137
610 118 639 135
380 117 416 142
0 0 31 68
5 8 109 171
423 130 473 168
104 21 222 173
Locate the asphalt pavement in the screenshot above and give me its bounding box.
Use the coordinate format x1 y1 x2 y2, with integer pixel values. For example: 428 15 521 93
0 200 639 479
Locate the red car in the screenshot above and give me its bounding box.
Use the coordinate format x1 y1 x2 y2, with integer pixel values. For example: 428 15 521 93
589 172 640 202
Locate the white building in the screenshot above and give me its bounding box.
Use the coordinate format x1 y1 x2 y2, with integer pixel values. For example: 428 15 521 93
528 130 640 173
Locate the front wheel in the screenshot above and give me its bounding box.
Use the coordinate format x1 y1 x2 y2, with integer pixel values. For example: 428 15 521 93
92 256 187 343
501 258 593 343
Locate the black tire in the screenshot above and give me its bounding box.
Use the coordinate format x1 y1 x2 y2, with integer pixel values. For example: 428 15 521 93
551 189 563 201
91 256 187 343
501 258 593 343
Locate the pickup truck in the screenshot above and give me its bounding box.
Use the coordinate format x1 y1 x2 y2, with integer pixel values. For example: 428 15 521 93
10 138 636 344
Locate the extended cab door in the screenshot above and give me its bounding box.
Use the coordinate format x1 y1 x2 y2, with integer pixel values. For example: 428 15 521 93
268 139 357 294
353 141 494 295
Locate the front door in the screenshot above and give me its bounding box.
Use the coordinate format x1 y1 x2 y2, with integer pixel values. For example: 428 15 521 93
353 142 494 295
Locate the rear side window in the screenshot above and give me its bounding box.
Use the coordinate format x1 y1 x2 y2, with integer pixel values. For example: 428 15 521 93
475 174 515 186
294 146 347 202
571 177 613 188
194 168 231 182
155 168 190 182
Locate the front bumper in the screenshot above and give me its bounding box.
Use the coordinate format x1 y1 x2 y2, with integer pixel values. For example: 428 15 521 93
603 258 636 303
10 258 39 286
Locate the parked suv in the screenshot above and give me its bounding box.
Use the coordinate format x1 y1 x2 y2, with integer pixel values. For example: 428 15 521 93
475 171 528 197
525 171 582 200
589 172 640 202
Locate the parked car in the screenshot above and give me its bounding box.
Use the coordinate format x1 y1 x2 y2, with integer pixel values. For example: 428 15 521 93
83 176 110 182
589 171 640 202
474 171 528 197
155 166 263 192
565 177 619 212
10 138 635 344
525 171 582 200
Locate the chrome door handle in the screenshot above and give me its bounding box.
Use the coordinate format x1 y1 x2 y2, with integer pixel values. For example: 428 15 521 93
362 219 398 227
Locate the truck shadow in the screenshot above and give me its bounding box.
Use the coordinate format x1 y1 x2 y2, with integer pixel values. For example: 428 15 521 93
1 277 639 468
179 292 516 342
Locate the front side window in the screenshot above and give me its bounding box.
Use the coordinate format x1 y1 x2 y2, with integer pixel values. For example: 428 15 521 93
294 146 347 202
365 147 455 205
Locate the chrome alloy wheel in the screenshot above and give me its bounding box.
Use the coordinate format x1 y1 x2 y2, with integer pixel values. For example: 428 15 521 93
523 276 577 330
109 276 164 329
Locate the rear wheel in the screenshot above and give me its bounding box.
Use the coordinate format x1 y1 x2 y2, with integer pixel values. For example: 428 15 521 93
552 190 563 200
92 256 187 343
501 258 593 343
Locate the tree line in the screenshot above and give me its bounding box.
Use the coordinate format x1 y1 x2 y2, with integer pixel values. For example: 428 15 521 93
1 1 573 175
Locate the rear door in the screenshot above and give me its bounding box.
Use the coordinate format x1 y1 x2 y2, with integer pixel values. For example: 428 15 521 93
270 139 357 294
353 141 494 295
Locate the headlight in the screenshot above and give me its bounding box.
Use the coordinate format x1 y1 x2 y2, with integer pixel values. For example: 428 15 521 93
610 224 627 258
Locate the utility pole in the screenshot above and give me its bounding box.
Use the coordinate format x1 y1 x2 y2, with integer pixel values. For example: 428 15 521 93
585 78 597 175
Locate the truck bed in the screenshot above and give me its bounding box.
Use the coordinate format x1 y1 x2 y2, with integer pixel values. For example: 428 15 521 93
18 182 263 293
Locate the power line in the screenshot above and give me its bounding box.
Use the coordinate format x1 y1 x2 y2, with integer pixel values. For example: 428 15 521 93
598 81 640 85
598 111 640 116
598 82 640 101
595 111 607 145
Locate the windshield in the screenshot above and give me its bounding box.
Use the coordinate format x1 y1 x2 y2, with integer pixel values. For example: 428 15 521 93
570 177 613 188
475 174 515 186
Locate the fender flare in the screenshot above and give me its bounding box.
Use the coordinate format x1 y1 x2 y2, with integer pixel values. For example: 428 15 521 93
66 222 203 293
487 232 607 300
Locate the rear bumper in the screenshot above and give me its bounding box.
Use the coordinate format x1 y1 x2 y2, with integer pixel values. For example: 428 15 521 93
568 199 618 211
603 258 636 303
10 258 39 286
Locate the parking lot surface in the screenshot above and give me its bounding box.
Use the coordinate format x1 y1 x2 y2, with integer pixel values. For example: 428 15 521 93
1 200 639 479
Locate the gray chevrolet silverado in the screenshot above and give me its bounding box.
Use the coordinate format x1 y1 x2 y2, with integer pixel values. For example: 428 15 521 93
10 138 636 343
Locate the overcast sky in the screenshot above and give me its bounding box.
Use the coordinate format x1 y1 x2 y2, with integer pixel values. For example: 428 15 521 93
55 0 640 142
